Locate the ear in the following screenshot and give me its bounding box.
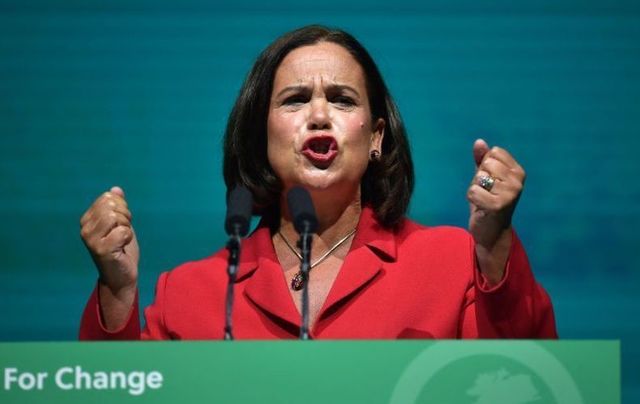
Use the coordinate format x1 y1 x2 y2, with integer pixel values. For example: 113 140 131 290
370 118 385 152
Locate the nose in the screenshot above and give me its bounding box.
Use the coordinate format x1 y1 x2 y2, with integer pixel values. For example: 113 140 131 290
307 98 331 131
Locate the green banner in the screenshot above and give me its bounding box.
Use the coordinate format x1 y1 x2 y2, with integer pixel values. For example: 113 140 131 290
0 341 619 403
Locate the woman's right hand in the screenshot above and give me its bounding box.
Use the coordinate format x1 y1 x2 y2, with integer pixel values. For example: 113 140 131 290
80 186 139 329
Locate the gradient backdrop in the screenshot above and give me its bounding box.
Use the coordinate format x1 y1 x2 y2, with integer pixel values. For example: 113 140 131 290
1 0 639 402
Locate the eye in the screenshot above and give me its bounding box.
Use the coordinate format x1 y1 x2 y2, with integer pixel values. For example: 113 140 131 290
331 95 356 108
283 94 308 106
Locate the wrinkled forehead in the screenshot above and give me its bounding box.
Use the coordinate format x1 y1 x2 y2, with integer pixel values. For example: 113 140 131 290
273 42 367 90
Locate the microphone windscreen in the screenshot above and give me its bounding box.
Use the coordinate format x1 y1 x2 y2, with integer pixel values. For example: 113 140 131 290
225 186 252 236
287 187 318 234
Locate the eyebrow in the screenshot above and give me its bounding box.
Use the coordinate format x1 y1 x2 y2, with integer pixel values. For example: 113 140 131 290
275 83 361 99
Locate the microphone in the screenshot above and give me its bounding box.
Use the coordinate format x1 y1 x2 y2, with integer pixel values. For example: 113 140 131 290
224 185 253 340
225 185 252 237
286 186 317 340
287 186 318 235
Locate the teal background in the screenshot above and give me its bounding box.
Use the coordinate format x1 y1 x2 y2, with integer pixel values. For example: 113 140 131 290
0 0 638 402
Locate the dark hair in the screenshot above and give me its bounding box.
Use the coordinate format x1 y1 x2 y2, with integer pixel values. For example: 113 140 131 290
223 25 414 228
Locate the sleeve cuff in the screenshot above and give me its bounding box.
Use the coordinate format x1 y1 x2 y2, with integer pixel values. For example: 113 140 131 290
79 282 141 340
473 228 518 294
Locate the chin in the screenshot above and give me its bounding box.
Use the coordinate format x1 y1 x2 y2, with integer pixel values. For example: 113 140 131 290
297 178 336 192
285 170 333 190
298 175 361 198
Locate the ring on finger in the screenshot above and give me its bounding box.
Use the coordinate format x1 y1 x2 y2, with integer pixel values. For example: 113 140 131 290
478 174 496 192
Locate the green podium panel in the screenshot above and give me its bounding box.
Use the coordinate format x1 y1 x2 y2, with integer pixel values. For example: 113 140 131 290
0 341 619 403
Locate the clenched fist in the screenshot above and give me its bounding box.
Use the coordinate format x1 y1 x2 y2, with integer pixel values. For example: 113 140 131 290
467 139 525 284
80 186 139 329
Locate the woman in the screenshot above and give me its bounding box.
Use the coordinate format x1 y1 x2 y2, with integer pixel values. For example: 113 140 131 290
79 25 557 339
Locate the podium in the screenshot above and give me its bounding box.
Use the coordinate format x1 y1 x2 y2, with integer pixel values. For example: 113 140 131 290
0 341 619 403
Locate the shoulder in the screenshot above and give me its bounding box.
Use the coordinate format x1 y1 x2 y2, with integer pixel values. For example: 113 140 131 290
159 223 270 286
172 249 229 273
392 218 475 269
398 217 473 249
380 219 476 287
161 248 229 286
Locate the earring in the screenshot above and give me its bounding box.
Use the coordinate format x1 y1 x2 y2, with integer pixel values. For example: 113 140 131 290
370 150 381 161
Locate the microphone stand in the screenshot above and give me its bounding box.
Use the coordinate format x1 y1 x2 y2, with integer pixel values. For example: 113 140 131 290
298 222 313 340
224 224 241 340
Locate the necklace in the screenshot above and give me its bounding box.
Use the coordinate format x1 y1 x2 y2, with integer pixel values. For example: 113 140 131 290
278 228 356 291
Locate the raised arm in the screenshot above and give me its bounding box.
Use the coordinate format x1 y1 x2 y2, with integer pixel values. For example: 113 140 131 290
467 139 525 285
79 186 139 333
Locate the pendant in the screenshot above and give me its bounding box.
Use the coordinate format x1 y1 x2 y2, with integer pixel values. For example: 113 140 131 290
291 271 306 291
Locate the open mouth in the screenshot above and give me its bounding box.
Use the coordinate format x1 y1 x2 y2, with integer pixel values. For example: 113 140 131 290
301 136 338 167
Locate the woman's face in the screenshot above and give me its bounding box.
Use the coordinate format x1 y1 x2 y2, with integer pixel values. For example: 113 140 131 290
267 41 384 195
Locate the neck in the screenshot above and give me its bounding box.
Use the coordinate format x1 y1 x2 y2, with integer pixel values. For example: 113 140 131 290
278 185 362 246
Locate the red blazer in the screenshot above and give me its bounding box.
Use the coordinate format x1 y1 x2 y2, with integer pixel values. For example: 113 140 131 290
79 207 558 340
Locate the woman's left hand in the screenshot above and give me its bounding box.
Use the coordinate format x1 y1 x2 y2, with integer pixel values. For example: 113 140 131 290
467 139 526 285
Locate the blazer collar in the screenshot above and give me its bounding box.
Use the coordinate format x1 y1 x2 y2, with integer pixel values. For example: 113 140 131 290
316 206 397 329
351 206 397 262
237 206 399 332
235 222 300 330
